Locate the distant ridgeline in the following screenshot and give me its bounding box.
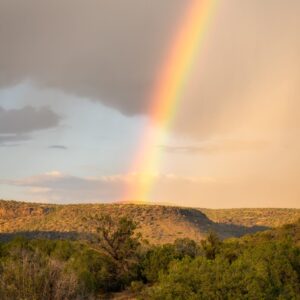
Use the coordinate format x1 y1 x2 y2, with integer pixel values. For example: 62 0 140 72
0 200 299 244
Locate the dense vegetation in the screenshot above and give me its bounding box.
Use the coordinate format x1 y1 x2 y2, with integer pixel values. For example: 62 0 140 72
146 239 300 299
0 214 299 299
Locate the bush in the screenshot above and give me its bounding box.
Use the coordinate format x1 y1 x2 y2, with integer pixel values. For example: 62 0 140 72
146 241 300 299
69 247 118 293
0 237 125 298
0 246 80 300
141 238 200 283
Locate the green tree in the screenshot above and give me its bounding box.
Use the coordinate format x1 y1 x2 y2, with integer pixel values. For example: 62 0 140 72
146 241 300 300
201 231 222 260
92 214 142 286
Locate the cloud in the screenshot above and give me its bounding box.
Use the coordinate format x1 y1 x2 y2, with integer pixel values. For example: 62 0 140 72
0 0 299 132
0 106 61 145
161 139 268 155
0 0 186 115
1 170 299 208
0 171 214 203
0 172 124 203
0 134 31 147
0 0 299 143
48 145 68 150
0 106 60 134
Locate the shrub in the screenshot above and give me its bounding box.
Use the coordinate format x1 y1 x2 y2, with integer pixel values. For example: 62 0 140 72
146 241 300 299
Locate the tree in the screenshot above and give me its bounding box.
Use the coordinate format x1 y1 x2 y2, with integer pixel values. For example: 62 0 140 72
174 238 200 258
141 244 178 283
201 231 222 260
91 214 142 286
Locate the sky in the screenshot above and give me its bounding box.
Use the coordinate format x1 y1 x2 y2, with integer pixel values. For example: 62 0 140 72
0 0 300 208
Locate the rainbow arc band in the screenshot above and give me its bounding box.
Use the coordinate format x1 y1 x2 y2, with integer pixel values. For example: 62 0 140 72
126 0 218 202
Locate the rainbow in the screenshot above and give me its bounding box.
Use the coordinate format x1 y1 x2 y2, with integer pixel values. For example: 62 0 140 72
126 0 218 201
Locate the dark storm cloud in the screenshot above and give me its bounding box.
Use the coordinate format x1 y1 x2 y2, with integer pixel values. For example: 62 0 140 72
0 0 186 115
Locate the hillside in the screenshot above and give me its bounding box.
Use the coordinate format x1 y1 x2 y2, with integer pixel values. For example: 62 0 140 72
200 208 300 228
0 200 299 244
239 218 300 247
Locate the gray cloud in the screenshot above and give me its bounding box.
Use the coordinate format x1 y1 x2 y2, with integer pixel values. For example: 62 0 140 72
0 106 61 134
0 172 214 203
0 172 128 203
0 134 31 147
48 145 68 150
0 0 186 115
161 140 269 155
0 106 61 146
